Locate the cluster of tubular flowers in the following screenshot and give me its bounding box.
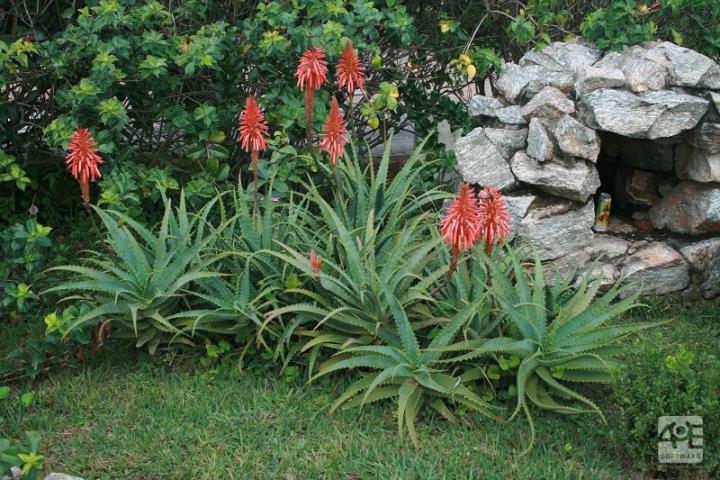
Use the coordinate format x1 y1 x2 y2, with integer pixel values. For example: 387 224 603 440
238 95 270 203
65 128 104 209
295 48 329 144
309 249 322 276
440 183 511 269
231 41 366 220
319 97 348 172
335 40 365 95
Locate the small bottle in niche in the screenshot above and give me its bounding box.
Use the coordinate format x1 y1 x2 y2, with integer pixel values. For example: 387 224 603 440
594 192 612 233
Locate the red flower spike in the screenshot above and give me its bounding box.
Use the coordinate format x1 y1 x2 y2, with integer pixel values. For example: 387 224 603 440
440 183 482 254
296 48 328 92
238 96 269 206
309 249 322 274
335 40 365 94
477 187 511 254
66 128 104 183
238 96 269 154
320 97 348 168
66 128 104 207
296 48 328 144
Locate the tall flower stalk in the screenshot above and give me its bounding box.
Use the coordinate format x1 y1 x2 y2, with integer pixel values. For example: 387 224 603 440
319 97 348 193
65 128 104 212
238 96 269 207
296 48 328 145
335 40 365 125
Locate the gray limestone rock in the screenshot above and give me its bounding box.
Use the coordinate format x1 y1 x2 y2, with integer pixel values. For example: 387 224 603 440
496 64 544 102
711 92 720 115
622 56 668 93
646 41 720 89
526 118 554 162
583 235 630 260
621 242 690 295
649 181 720 235
546 249 592 285
575 66 626 96
576 262 620 291
521 86 575 121
680 238 720 299
526 71 576 98
495 105 527 125
540 39 603 73
615 168 660 208
687 122 720 154
454 128 517 190
595 46 668 92
554 114 600 162
675 144 720 183
484 127 528 159
511 152 600 202
516 198 596 260
504 194 536 242
577 88 709 139
468 95 504 118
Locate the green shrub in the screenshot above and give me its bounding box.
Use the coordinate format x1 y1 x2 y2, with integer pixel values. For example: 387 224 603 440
580 0 657 51
0 387 43 480
608 331 720 476
582 0 720 56
2 0 500 221
0 219 52 314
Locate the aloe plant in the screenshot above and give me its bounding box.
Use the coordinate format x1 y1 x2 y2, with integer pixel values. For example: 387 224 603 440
44 193 230 353
261 139 450 365
445 246 658 453
315 297 501 446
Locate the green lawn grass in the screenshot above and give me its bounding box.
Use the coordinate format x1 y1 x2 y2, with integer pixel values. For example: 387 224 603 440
2 300 718 480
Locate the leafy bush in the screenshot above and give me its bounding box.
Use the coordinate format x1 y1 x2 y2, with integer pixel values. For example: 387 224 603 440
0 220 52 313
608 332 720 476
1 0 501 222
0 387 43 480
580 0 657 51
582 0 720 56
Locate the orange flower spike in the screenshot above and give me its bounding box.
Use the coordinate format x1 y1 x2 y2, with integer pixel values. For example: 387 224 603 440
65 128 104 207
238 96 269 206
320 97 348 169
309 249 322 275
238 96 269 154
296 48 329 92
296 48 328 143
335 40 365 94
440 183 482 255
477 187 511 254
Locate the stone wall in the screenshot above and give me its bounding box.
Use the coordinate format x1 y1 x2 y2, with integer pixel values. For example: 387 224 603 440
454 38 720 299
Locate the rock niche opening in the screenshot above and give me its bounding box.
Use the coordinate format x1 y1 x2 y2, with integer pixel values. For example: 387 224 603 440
454 38 720 299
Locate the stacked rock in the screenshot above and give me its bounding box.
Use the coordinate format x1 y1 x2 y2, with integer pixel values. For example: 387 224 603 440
455 38 720 299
